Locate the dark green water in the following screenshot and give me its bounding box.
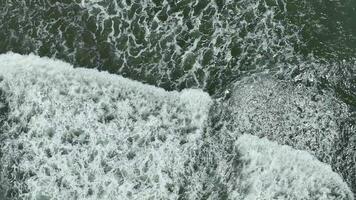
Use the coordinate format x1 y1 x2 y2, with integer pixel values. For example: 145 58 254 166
0 0 354 96
0 0 355 196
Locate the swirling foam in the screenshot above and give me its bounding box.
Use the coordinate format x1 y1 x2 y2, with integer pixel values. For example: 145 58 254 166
227 77 356 194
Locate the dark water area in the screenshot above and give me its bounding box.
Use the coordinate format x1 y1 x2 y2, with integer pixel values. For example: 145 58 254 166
0 0 354 96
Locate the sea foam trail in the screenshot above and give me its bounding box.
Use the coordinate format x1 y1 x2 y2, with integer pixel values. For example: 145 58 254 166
0 53 353 200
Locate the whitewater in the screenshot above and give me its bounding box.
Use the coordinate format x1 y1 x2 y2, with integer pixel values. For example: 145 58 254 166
0 53 354 199
0 0 355 199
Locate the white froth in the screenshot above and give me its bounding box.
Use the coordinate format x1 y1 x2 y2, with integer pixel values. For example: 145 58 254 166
229 78 348 160
0 53 212 200
0 53 353 199
232 134 353 200
227 77 355 195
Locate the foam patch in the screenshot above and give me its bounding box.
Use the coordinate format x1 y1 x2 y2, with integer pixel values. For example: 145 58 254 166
0 53 212 199
231 134 353 200
0 53 353 199
228 77 356 194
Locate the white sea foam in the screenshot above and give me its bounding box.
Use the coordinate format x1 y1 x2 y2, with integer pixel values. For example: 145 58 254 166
0 53 212 199
0 53 353 199
227 76 355 194
232 134 353 200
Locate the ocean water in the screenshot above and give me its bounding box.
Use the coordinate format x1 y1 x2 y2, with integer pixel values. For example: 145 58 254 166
0 53 353 199
0 0 355 199
0 0 355 97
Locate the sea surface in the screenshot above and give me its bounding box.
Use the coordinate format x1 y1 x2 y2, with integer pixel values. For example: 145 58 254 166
0 0 355 199
0 0 355 97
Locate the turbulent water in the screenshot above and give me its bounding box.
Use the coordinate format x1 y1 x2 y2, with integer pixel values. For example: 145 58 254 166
1 0 355 96
0 53 354 199
0 0 355 199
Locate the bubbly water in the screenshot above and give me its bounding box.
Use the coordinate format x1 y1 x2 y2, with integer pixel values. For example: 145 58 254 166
0 53 353 199
0 0 355 199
